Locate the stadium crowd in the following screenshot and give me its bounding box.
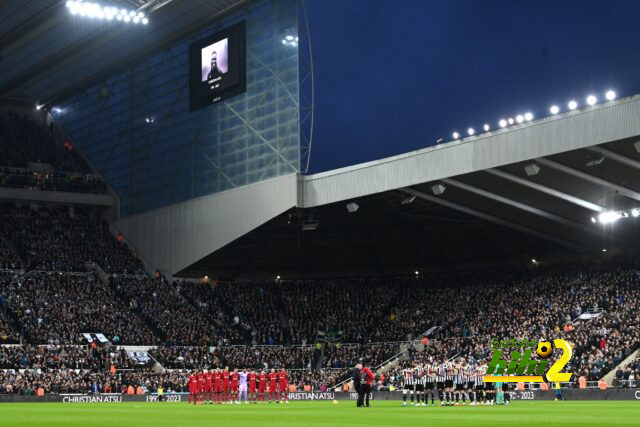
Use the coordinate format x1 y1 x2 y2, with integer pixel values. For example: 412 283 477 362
0 112 90 173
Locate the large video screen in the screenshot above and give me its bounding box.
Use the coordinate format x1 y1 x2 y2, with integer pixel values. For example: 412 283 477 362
189 21 246 111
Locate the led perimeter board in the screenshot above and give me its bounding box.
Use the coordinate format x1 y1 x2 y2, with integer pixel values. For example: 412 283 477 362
189 21 246 111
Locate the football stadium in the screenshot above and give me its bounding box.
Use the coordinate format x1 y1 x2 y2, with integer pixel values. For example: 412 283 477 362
0 0 639 425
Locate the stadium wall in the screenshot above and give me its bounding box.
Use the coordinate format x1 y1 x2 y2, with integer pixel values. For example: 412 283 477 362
52 0 301 218
113 173 297 276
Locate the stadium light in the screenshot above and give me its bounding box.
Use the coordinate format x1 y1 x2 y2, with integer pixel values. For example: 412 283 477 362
568 100 578 110
452 131 460 139
601 249 607 252
508 118 514 125
414 271 419 275
586 95 597 106
605 90 616 101
550 105 560 115
531 259 537 264
35 104 43 111
598 211 622 225
515 114 524 123
66 1 148 24
590 217 597 223
499 119 507 128
483 123 490 132
632 208 640 217
276 275 281 280
467 127 475 136
524 112 533 121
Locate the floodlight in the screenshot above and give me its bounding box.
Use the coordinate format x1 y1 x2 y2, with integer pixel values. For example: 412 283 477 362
483 123 490 131
605 90 616 101
516 115 524 123
568 100 577 110
467 127 475 136
586 95 597 106
499 119 507 128
508 118 514 125
598 211 622 225
550 105 559 114
524 112 533 121
452 132 460 139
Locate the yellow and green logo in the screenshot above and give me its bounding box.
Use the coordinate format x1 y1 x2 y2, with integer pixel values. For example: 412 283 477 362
483 338 572 383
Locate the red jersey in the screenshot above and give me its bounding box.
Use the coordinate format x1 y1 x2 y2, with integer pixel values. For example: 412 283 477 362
188 375 196 392
258 374 267 390
213 372 222 390
248 373 256 391
361 367 375 385
278 371 288 384
205 373 213 388
268 372 277 385
196 373 205 391
222 371 230 384
231 372 239 384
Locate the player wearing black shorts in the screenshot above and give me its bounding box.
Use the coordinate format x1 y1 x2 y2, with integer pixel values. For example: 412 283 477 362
401 367 416 407
424 364 436 406
414 365 425 406
444 363 454 406
436 364 446 406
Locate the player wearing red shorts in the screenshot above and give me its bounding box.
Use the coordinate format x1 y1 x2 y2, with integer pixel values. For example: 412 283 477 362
268 369 277 403
248 370 257 403
196 370 205 405
258 370 267 402
278 368 289 403
204 369 214 404
188 371 197 404
213 368 222 404
221 367 230 403
231 369 239 404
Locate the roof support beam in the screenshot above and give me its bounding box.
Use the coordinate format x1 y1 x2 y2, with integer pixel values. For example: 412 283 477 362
442 179 602 237
485 168 604 213
536 158 640 203
399 188 581 251
586 146 640 171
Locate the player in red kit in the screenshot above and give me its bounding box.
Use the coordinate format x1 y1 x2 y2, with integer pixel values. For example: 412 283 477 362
196 370 205 405
278 368 289 403
268 369 278 403
258 370 267 402
222 367 230 403
213 368 222 404
231 369 239 404
248 371 257 403
188 371 197 404
204 369 214 404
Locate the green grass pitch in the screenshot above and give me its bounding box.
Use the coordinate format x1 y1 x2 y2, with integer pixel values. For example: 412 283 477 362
0 400 638 426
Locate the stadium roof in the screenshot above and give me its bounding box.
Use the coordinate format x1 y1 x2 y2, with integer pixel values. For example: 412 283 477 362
0 0 248 104
173 95 640 278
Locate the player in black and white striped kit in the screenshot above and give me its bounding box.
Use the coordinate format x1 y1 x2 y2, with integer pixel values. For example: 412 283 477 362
414 365 426 406
465 364 477 405
424 364 436 406
401 367 416 406
437 363 447 406
454 363 467 405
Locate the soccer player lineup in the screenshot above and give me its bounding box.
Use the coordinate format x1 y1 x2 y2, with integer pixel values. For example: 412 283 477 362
187 368 290 405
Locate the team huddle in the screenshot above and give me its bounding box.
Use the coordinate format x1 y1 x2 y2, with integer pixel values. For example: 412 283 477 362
400 360 509 406
187 368 289 405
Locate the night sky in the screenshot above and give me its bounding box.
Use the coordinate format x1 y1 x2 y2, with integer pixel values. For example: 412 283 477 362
305 0 640 173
